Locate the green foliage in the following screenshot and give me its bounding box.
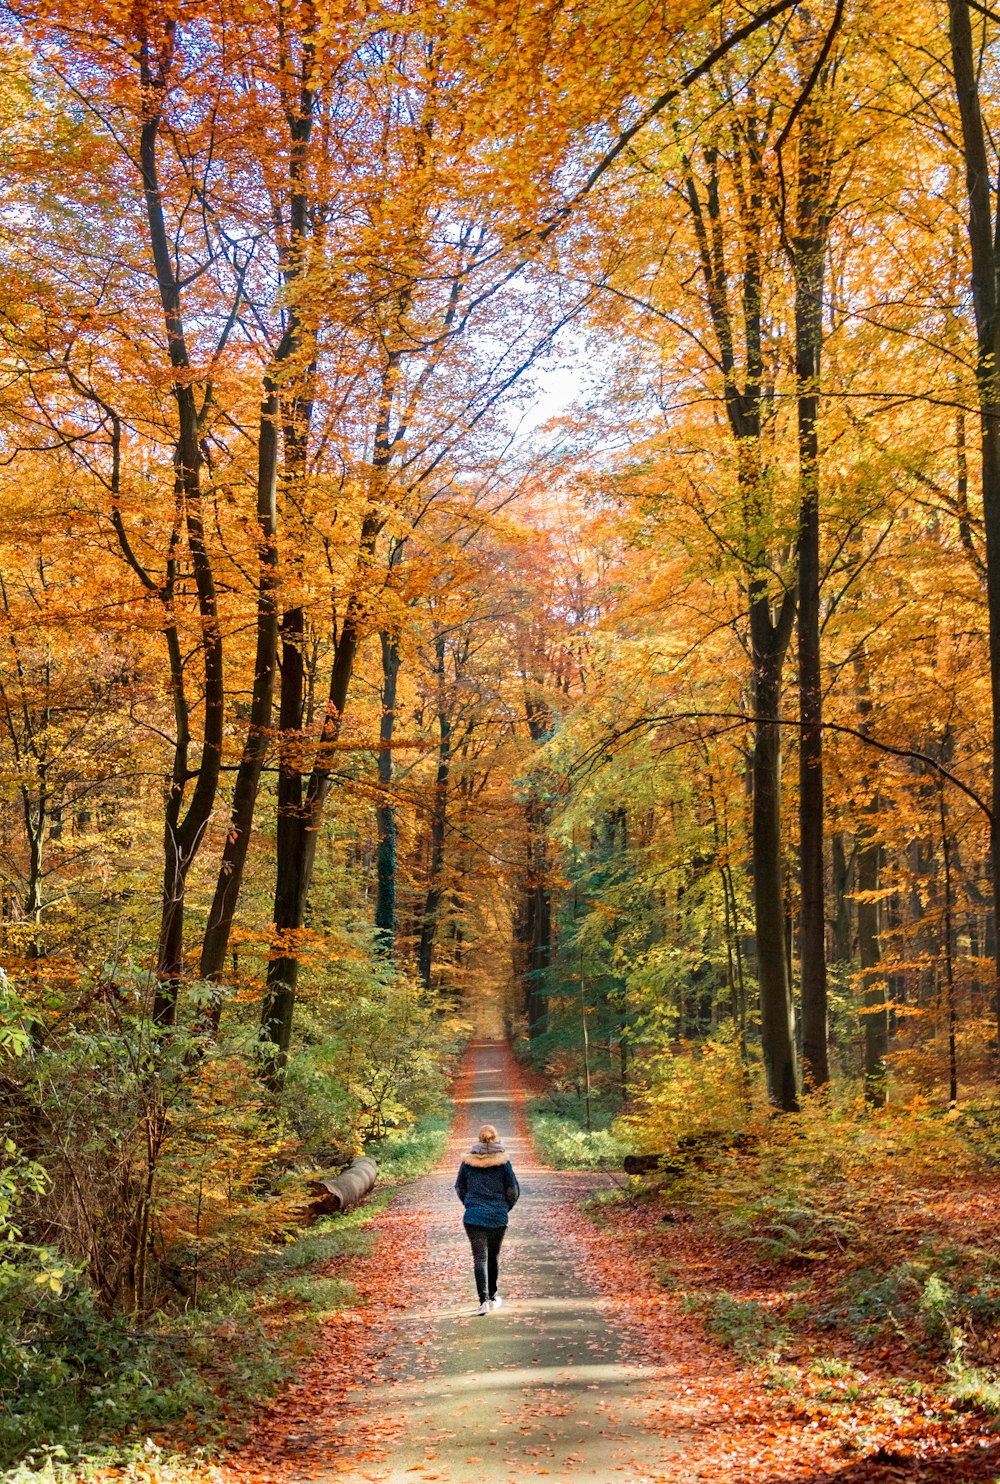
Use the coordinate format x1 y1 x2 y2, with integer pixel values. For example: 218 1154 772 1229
286 968 459 1147
0 977 31 1059
0 1260 274 1474
0 947 453 1483
0 980 46 1255
376 1115 451 1182
954 1099 1000 1167
540 702 754 1079
280 1273 357 1316
728 1189 860 1263
946 1361 1000 1417
3 974 295 1310
816 1247 1000 1355
682 1290 791 1363
528 1110 628 1170
810 1356 856 1380
918 1272 958 1345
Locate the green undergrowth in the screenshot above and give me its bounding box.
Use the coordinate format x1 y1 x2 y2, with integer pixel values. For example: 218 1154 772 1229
2 1114 449 1484
681 1289 792 1363
582 1086 1000 1424
376 1112 450 1181
527 1104 629 1170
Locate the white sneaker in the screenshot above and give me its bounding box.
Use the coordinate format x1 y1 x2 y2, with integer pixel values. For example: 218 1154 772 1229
491 1294 502 1309
478 1299 490 1315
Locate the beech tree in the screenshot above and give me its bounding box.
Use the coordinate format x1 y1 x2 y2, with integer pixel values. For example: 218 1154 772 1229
947 0 1000 1051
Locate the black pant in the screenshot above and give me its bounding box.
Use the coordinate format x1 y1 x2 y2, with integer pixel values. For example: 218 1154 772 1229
464 1223 505 1301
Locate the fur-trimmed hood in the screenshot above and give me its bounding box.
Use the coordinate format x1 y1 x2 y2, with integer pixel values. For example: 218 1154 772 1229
463 1141 509 1168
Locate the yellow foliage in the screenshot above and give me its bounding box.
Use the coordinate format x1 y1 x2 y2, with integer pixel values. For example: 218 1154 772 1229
618 1038 759 1153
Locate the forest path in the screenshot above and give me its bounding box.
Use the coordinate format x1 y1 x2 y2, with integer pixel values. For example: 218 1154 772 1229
233 1040 684 1484
348 1039 678 1482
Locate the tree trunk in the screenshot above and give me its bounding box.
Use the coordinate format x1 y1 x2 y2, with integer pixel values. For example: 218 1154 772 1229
523 799 552 1038
375 630 401 952
260 512 382 1070
138 75 224 1023
752 607 799 1111
260 603 306 1062
199 32 316 995
940 782 959 1104
200 386 280 989
832 833 853 961
857 802 886 1106
948 0 1000 1063
418 631 450 990
682 134 797 1106
794 103 831 1088
22 784 44 957
856 657 887 1105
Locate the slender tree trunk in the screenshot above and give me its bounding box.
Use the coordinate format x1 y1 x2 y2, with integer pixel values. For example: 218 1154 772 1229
832 832 853 961
418 632 450 989
512 874 532 1013
940 782 959 1104
260 604 306 1061
794 107 831 1087
260 324 395 1070
137 45 224 1022
857 805 886 1107
682 133 797 1105
857 665 887 1106
375 630 401 951
374 540 406 953
22 786 44 952
528 822 552 1037
752 625 799 1110
200 31 317 994
200 387 280 988
948 0 1000 1064
722 860 749 1053
516 799 552 1039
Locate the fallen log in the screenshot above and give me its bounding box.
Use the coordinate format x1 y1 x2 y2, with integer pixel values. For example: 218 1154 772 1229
624 1131 756 1177
623 1153 669 1175
677 1128 756 1155
307 1156 378 1216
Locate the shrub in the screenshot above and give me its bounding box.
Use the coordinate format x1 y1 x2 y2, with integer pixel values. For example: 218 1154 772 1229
529 1111 629 1170
286 970 459 1147
816 1252 989 1356
616 1034 756 1155
947 1361 1000 1416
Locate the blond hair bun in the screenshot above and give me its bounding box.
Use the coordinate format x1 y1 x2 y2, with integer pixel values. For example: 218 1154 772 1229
478 1123 499 1144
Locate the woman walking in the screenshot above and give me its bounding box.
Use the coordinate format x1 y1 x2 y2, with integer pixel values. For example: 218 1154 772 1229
455 1123 520 1314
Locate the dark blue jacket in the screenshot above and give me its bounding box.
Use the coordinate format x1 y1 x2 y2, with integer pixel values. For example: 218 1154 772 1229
455 1149 520 1228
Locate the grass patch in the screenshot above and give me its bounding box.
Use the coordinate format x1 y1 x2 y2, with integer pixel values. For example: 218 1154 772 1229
810 1355 858 1381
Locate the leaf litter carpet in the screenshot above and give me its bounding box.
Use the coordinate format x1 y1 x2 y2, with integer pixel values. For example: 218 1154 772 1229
224 1043 1000 1484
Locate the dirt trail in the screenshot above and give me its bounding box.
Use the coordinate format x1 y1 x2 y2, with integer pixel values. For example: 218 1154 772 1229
359 1039 680 1483
232 1040 682 1483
